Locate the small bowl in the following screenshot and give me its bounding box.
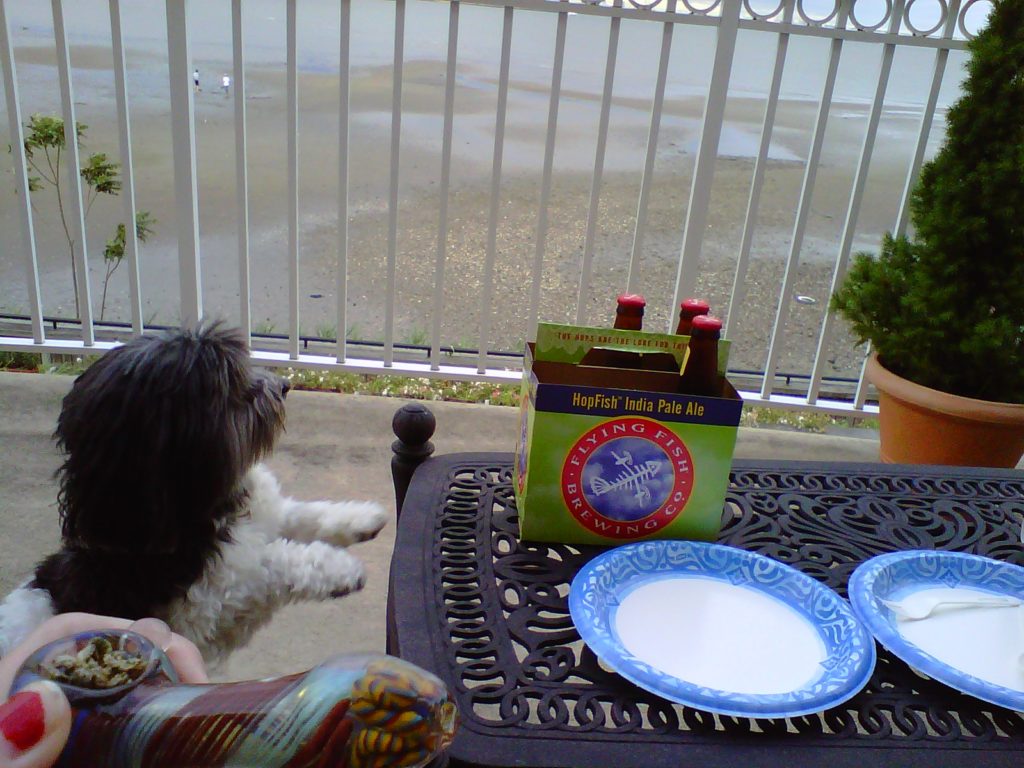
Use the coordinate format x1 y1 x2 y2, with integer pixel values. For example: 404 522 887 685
12 630 177 706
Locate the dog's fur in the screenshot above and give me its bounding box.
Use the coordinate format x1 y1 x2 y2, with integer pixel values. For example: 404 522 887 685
0 325 387 663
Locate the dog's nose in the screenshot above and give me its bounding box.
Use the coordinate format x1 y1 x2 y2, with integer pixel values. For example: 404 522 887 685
281 379 291 397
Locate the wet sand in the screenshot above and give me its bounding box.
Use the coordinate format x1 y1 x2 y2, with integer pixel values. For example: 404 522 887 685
0 38 932 382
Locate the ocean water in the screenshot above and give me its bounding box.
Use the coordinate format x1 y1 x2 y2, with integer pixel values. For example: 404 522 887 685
4 0 972 109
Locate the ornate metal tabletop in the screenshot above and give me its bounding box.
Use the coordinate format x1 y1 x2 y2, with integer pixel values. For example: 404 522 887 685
388 454 1024 767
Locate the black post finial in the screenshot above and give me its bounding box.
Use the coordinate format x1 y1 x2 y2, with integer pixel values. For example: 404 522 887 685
391 402 436 517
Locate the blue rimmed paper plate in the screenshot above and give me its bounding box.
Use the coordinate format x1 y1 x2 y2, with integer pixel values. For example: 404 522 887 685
850 550 1024 711
568 540 876 718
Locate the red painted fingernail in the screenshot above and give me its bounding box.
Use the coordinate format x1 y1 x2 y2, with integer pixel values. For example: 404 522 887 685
0 690 45 752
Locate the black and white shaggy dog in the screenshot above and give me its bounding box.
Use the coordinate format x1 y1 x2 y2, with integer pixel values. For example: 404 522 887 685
0 324 387 663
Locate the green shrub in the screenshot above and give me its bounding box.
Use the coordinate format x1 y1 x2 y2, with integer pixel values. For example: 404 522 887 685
831 0 1024 403
0 351 40 371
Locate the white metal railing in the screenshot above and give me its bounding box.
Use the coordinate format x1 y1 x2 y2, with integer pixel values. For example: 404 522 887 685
0 0 980 416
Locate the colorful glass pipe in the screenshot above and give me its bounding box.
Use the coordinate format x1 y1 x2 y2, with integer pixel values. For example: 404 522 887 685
12 629 457 767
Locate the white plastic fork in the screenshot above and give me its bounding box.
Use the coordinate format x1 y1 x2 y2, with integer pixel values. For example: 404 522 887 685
880 595 1022 621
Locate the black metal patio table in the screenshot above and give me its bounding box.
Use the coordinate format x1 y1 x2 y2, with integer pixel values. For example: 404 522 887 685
387 449 1024 768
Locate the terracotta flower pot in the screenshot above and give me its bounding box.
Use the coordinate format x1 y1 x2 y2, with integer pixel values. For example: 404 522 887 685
867 353 1024 467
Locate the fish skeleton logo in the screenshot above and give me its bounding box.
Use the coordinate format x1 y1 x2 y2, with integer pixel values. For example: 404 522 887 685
561 417 694 539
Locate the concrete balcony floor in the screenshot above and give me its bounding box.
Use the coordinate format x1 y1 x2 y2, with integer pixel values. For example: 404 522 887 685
0 371 879 681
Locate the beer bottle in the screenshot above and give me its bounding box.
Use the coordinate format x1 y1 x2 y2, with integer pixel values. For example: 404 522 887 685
678 315 722 396
583 293 646 369
613 294 646 331
674 298 710 336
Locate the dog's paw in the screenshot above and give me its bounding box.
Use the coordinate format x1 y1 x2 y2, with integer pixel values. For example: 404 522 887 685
329 559 366 598
320 501 389 546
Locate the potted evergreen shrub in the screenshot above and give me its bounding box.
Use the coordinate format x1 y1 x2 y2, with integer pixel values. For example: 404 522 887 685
830 0 1024 467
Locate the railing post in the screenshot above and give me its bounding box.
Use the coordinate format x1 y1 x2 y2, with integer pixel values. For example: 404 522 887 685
109 0 143 335
0 0 45 344
895 0 962 239
337 0 353 364
626 0 676 291
232 0 251 344
671 0 742 315
166 0 202 328
477 5 514 374
430 0 460 370
385 0 407 368
52 0 94 343
391 403 436 518
576 11 621 327
528 4 568 336
287 0 300 360
724 0 795 339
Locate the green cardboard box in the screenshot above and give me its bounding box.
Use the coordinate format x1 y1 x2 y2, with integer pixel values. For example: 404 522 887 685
513 322 743 545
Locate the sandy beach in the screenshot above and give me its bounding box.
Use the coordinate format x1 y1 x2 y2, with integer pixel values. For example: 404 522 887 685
0 0 963 383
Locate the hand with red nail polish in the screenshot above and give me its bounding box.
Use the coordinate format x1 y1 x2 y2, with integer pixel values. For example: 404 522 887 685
0 682 69 768
0 691 45 751
0 614 206 768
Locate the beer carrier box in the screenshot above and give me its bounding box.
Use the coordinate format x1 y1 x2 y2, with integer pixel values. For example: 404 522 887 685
513 322 743 545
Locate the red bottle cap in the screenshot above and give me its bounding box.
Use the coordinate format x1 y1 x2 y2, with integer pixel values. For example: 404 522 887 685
616 294 646 309
679 298 710 316
692 315 722 333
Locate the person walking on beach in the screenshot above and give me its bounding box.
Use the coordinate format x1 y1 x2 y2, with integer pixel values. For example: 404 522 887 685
193 68 200 93
222 73 231 97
